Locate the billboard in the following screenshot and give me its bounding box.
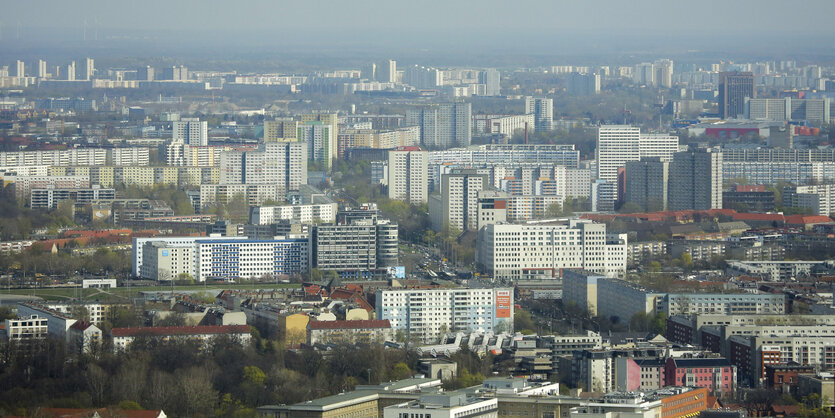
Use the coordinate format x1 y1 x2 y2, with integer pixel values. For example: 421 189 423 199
496 289 512 318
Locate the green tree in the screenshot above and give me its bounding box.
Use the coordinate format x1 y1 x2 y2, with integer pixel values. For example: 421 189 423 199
118 400 142 410
391 362 412 380
514 309 536 333
243 366 266 386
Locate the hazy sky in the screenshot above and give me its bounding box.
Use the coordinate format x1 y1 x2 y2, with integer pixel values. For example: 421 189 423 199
4 0 835 58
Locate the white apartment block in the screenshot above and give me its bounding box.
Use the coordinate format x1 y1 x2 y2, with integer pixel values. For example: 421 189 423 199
525 97 553 131
0 148 149 167
596 125 678 183
140 242 196 281
429 170 488 231
476 219 627 281
199 184 284 207
406 103 472 149
172 118 208 146
4 315 48 341
384 395 497 418
375 287 514 342
139 237 311 282
662 293 786 316
473 114 536 137
219 142 307 193
1 175 90 199
132 235 247 277
745 97 831 123
427 145 579 169
784 184 835 216
195 238 310 281
505 195 563 222
298 122 335 169
250 203 338 225
388 147 428 204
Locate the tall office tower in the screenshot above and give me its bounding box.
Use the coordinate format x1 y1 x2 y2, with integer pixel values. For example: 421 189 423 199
387 147 428 204
14 60 24 77
264 118 299 142
654 59 674 88
624 157 670 211
596 125 678 183
567 73 601 96
172 118 208 146
718 72 755 119
363 62 376 81
137 65 155 81
633 62 655 85
429 170 489 231
78 57 94 80
65 62 76 81
300 113 338 168
668 149 723 210
297 122 335 170
524 97 554 131
219 143 307 190
377 59 397 83
37 60 47 78
406 103 472 149
478 68 501 96
403 65 443 89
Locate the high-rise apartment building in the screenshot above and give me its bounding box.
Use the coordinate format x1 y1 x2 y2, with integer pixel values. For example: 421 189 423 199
15 60 24 78
596 125 678 183
298 122 335 170
264 119 299 142
403 65 443 89
476 220 627 280
37 60 47 78
625 157 670 212
64 62 76 81
654 59 674 88
429 170 488 231
524 97 554 131
219 142 307 195
300 113 338 169
376 287 514 342
745 97 831 123
387 147 428 204
668 149 723 210
172 118 208 146
377 59 397 83
718 72 755 119
312 211 398 276
406 103 472 149
78 58 94 81
479 69 501 96
136 65 154 81
567 73 601 96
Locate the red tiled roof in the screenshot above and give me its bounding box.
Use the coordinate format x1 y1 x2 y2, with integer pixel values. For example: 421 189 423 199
112 325 249 337
733 213 785 222
785 215 835 225
69 321 95 331
308 320 391 330
35 408 164 418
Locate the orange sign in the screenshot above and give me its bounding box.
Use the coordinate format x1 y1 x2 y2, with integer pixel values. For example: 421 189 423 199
496 290 512 318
